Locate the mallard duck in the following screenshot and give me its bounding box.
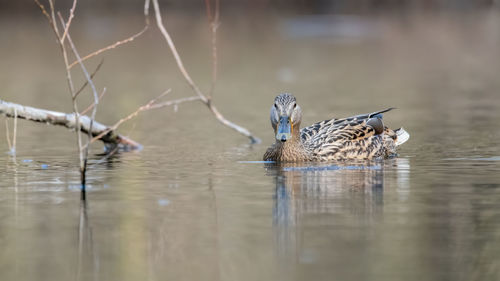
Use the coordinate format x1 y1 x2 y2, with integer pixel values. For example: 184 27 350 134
263 93 409 162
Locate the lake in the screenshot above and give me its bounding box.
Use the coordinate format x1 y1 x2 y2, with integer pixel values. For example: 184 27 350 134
1 9 500 281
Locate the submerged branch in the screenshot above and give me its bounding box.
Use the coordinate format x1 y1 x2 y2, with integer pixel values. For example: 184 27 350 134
0 99 142 152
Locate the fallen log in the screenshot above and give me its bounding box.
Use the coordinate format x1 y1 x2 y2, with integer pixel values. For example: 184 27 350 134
0 99 142 152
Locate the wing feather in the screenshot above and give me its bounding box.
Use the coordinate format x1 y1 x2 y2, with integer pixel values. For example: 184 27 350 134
300 108 394 159
301 108 393 142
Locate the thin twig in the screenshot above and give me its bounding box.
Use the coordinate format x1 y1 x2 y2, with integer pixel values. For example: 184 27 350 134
68 25 148 69
37 0 85 186
13 108 17 152
148 96 201 110
214 0 219 23
4 109 18 155
48 0 60 37
34 0 63 49
59 12 101 122
86 89 172 147
150 0 260 143
151 0 207 103
59 12 101 187
205 0 219 100
34 0 154 154
5 118 12 151
44 0 85 173
74 58 104 99
204 0 213 22
80 88 106 116
144 0 151 25
5 108 17 156
34 0 52 24
61 0 77 43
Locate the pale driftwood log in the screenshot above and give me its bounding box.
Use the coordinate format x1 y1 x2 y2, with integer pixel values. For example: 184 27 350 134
0 99 141 151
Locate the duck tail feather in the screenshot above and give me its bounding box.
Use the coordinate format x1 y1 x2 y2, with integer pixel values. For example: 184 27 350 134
394 127 410 146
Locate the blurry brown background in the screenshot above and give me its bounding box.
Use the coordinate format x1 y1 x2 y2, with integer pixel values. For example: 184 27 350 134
1 0 498 14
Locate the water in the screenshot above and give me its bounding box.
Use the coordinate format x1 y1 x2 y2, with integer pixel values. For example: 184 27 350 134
1 10 500 281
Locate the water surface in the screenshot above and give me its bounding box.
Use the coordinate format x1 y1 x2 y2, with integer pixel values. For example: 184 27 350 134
1 11 500 281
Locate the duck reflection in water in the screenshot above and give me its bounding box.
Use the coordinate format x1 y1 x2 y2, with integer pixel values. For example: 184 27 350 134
266 158 410 268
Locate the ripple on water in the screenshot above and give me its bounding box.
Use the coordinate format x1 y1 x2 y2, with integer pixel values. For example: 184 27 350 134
443 156 500 161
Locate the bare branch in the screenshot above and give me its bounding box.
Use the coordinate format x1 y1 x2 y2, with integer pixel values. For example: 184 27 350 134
39 0 86 173
34 0 52 24
68 25 148 69
58 12 100 124
34 0 160 191
34 0 63 47
150 0 260 143
208 106 260 144
5 119 11 151
207 23 218 100
59 12 102 185
214 0 219 23
80 88 106 116
151 0 207 103
4 102 18 156
205 0 219 100
74 58 104 99
148 96 201 110
86 89 172 147
61 0 77 43
144 0 151 25
48 0 61 37
36 0 86 186
13 108 17 152
204 0 212 22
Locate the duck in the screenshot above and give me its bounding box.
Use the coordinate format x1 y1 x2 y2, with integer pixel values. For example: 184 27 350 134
263 93 409 162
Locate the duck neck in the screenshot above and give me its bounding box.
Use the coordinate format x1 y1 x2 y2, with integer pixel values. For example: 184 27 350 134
274 123 307 161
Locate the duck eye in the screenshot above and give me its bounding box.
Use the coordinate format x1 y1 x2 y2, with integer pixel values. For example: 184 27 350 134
274 103 278 108
293 103 297 109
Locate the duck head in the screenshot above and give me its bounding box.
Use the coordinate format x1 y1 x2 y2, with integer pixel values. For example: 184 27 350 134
270 93 302 142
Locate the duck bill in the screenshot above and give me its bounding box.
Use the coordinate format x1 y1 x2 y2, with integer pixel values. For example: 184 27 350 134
276 116 292 142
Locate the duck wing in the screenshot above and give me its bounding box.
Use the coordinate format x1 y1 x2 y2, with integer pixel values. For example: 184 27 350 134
300 108 394 143
300 108 395 159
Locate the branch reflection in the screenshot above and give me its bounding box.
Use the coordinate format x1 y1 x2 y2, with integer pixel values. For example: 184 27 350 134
76 200 99 281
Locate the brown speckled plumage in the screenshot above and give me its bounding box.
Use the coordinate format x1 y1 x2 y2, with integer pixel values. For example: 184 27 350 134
263 93 409 162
